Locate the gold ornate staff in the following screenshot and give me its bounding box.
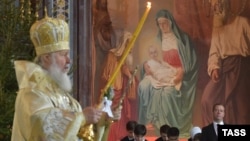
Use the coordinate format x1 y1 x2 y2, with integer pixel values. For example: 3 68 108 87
113 65 138 110
94 66 139 141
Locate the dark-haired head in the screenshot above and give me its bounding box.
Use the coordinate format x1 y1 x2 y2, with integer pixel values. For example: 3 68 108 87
126 120 137 131
160 124 170 134
212 103 225 112
134 124 147 136
167 127 179 141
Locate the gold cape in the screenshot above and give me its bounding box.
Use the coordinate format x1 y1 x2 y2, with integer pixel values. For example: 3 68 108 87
11 60 85 141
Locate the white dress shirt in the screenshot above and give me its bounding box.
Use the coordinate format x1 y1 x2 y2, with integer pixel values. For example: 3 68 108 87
213 121 224 135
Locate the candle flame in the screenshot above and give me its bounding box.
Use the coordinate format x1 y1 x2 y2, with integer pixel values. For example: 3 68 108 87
147 2 151 8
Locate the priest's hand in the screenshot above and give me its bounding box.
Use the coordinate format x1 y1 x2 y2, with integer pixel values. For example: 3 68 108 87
82 106 103 124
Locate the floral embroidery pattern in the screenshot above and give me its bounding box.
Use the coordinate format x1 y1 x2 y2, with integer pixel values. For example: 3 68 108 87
43 108 72 139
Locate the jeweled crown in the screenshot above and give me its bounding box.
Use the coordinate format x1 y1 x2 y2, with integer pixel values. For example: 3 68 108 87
30 14 69 56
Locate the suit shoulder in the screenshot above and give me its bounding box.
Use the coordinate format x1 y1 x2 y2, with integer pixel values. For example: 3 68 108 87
202 123 213 131
155 137 162 141
120 136 129 141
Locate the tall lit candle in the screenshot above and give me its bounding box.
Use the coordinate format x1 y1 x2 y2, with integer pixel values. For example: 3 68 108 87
99 2 151 103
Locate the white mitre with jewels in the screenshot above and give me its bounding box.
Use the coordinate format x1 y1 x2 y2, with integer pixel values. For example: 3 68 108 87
29 12 70 56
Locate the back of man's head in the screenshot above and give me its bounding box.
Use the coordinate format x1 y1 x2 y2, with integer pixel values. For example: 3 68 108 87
167 127 179 138
126 120 137 131
134 124 147 136
160 124 170 134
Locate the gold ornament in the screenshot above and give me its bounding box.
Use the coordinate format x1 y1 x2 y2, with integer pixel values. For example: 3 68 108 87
29 8 69 56
78 124 95 141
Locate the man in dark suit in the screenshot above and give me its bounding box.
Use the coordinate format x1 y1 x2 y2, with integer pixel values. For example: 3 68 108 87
121 120 138 141
167 127 180 141
201 103 225 141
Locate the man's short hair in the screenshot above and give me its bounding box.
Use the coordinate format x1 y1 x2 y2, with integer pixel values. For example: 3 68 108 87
212 103 225 111
134 124 147 136
167 127 179 137
126 120 137 131
160 124 170 134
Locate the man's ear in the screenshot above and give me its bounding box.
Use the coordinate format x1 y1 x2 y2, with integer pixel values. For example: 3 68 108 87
40 54 52 68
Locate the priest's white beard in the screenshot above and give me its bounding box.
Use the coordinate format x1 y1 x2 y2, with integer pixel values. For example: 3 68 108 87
48 58 72 92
